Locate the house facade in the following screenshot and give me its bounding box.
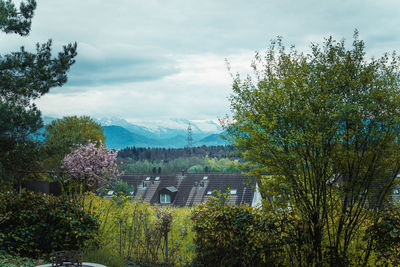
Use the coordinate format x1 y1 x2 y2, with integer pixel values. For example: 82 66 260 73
119 172 261 207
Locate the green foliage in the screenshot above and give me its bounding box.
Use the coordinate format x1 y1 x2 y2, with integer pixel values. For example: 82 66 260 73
98 178 134 197
0 0 77 184
43 116 105 171
85 194 194 266
224 31 400 265
120 156 241 174
191 193 284 266
0 250 41 267
0 0 36 36
204 155 241 173
365 207 400 266
0 191 98 258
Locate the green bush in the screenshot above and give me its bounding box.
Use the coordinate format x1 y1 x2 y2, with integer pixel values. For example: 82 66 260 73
0 250 41 267
365 207 400 266
191 192 284 267
0 191 99 258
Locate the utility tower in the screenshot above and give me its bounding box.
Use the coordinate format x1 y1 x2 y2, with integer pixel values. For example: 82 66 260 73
186 122 193 148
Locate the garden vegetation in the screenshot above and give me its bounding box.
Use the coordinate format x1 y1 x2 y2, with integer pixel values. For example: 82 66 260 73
2 0 400 266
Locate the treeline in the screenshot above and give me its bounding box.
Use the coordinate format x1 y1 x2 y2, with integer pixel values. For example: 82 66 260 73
120 156 241 174
118 145 240 162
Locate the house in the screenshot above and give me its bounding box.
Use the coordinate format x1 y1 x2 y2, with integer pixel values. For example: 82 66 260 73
119 171 261 207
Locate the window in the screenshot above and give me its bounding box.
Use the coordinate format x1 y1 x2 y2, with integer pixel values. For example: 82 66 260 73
230 189 237 195
160 193 171 204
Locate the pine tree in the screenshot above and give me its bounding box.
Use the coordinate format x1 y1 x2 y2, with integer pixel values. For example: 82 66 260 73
0 0 77 184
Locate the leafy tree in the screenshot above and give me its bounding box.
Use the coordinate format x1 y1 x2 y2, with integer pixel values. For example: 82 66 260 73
0 0 77 184
224 32 400 265
62 141 118 191
43 116 105 171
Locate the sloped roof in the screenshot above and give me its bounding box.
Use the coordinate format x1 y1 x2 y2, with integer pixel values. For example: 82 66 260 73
120 172 256 207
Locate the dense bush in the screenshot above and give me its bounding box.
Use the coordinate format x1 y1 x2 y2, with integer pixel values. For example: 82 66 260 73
191 192 284 266
0 191 98 258
365 207 400 266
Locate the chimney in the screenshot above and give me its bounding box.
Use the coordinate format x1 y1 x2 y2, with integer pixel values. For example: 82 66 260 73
152 167 157 174
181 169 185 176
205 166 209 173
158 167 161 174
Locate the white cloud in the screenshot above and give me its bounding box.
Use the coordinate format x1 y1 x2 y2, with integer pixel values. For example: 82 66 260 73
4 0 400 121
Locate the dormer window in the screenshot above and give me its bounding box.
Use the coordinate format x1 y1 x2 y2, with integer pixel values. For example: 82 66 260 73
155 176 160 181
203 176 208 180
160 193 171 204
145 177 151 181
206 191 212 195
230 189 237 195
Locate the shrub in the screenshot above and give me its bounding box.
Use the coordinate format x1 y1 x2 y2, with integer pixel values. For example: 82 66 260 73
85 193 194 266
0 191 99 258
0 250 40 267
191 192 284 267
365 207 400 266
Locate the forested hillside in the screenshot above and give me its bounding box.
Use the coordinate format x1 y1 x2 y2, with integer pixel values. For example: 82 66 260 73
118 145 243 174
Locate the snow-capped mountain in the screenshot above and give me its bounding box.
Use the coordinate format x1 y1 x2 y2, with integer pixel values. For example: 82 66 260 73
127 118 221 133
96 117 222 138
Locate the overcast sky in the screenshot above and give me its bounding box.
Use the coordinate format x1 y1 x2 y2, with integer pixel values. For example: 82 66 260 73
2 0 400 122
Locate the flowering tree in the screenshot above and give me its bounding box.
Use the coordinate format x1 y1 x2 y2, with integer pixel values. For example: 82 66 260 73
62 141 119 190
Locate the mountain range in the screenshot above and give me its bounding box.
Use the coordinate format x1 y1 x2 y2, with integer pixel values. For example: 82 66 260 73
43 116 226 149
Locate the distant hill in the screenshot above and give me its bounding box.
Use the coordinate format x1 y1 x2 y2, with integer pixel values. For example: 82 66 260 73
195 133 226 146
41 116 225 149
103 125 156 149
103 125 225 149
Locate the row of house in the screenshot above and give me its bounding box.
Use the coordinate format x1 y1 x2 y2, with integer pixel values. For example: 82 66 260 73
22 171 262 207
119 171 262 207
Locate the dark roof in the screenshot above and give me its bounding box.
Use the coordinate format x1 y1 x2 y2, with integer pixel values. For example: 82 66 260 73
120 172 256 207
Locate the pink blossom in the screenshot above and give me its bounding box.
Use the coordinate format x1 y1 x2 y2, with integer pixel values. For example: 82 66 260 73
62 141 119 187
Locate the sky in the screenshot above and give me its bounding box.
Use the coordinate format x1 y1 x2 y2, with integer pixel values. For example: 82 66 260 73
2 0 400 122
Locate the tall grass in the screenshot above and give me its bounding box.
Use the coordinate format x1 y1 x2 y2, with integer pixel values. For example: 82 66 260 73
84 194 194 266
